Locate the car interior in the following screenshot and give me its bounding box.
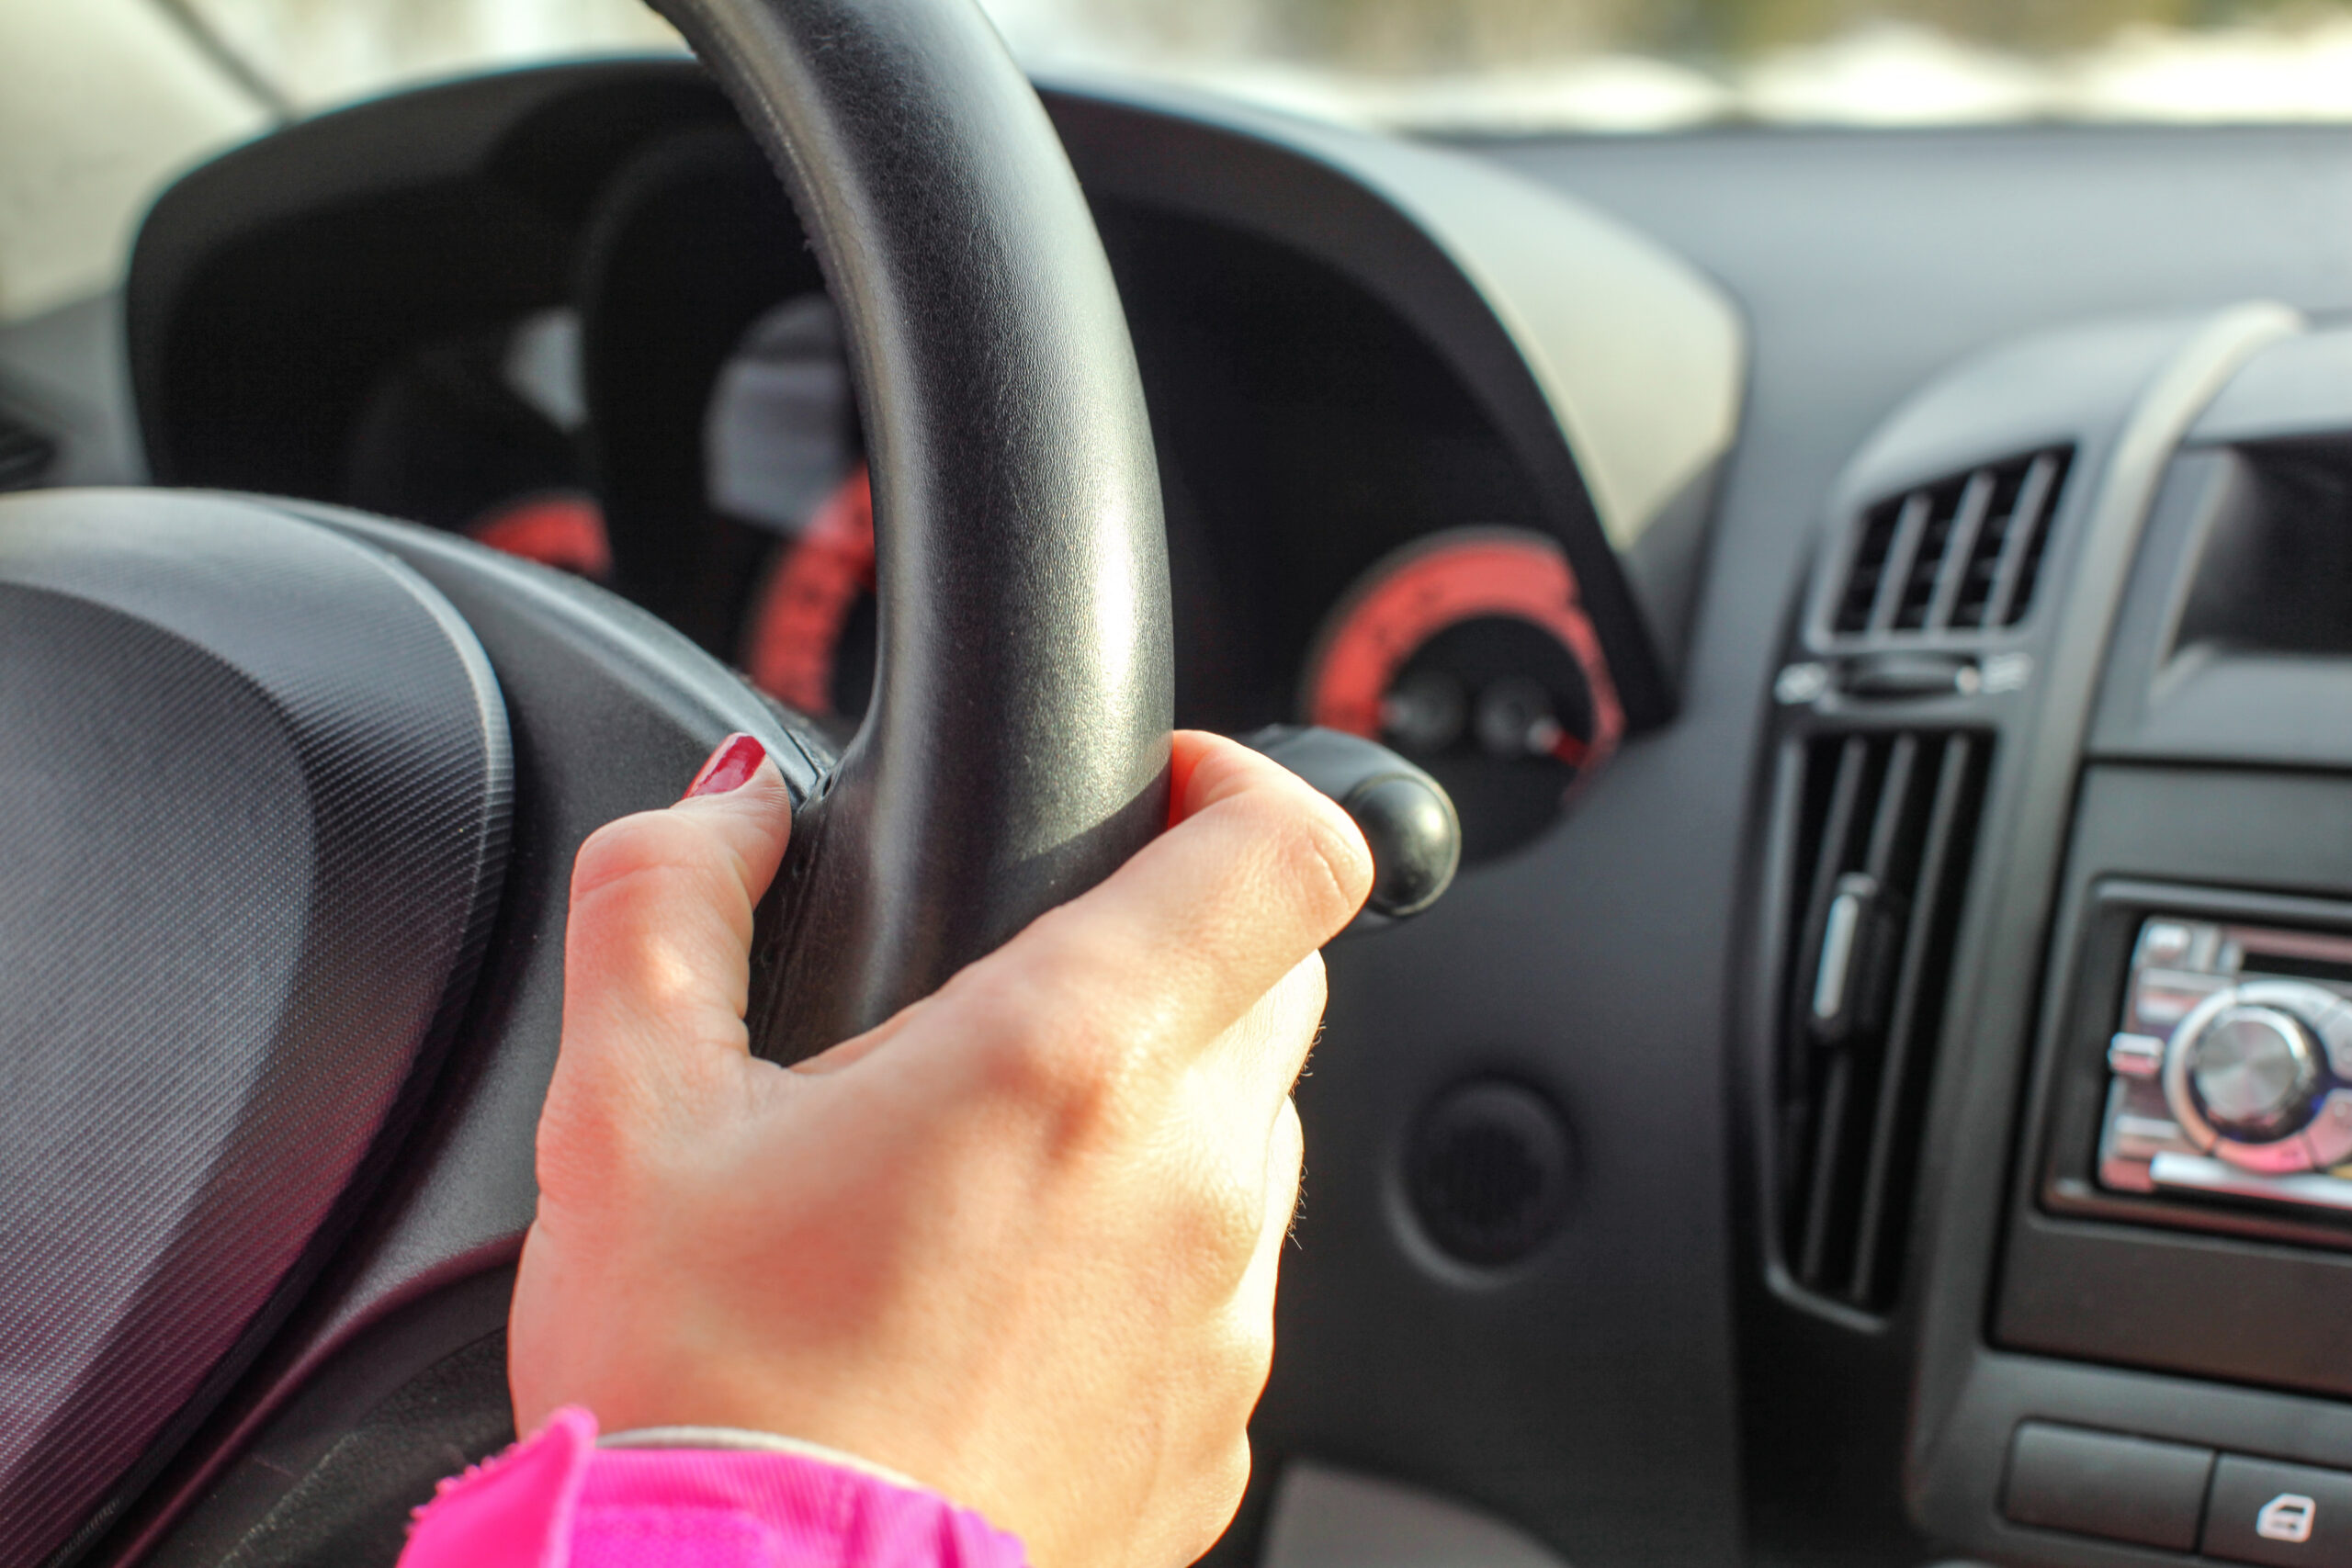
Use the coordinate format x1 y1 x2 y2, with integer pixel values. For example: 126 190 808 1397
10 2 2352 1565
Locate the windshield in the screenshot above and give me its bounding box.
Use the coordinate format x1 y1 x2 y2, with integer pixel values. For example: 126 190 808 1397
4 0 2352 323
172 0 2352 130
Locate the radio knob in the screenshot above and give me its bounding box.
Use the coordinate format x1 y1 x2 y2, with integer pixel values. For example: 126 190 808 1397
2163 981 2346 1173
2190 1006 2318 1134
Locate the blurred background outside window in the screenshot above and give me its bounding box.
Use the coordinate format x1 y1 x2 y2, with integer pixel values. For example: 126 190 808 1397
9 0 2352 320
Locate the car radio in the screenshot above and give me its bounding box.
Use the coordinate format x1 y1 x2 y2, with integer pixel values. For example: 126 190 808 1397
2098 915 2352 1216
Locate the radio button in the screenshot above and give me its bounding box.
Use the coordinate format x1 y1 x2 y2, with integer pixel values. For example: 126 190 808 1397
2165 987 2334 1173
2109 1111 2199 1159
2190 1006 2317 1137
2109 1032 2165 1079
2305 1091 2352 1171
2133 967 2230 1034
2138 919 2201 968
2205 1456 2352 1568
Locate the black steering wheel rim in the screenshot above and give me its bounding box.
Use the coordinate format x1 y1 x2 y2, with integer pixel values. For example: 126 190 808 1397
650 0 1175 1060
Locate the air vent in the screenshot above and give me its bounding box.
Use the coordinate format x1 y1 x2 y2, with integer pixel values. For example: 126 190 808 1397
0 408 57 492
1832 448 2071 637
1779 730 1990 1312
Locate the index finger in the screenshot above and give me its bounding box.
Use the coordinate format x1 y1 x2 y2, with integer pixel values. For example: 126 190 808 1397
962 730 1372 1060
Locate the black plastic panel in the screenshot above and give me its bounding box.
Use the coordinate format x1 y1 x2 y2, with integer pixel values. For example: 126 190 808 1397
2003 1422 2213 1552
141 1269 514 1568
128 66 729 503
1045 87 1674 730
2001 769 2352 1399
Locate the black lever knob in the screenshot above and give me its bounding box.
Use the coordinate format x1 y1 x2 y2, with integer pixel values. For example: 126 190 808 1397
1242 725 1462 922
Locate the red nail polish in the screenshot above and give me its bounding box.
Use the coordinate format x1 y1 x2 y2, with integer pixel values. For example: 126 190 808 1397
684 733 766 799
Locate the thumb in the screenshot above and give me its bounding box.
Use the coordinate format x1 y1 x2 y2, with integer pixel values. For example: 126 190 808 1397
556 733 794 1108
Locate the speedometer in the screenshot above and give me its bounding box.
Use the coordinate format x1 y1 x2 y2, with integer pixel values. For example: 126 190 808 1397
1304 526 1623 863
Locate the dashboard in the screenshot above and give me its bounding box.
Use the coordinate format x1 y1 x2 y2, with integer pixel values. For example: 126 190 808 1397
14 57 2352 1568
106 62 1736 872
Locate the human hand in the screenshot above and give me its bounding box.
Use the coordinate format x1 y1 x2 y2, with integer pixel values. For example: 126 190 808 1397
508 729 1373 1568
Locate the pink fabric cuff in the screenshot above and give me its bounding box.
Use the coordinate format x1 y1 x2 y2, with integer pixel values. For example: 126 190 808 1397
397 1407 1030 1568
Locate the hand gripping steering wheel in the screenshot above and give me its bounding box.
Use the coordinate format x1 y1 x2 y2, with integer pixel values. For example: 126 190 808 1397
0 0 1167 1559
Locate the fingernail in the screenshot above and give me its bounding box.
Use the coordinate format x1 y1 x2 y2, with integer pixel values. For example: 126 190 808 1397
683 733 766 799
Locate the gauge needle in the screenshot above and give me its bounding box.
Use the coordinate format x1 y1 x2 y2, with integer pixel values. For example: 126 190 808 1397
1529 716 1587 768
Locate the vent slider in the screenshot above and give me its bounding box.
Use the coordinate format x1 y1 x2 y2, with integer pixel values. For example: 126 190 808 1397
1809 872 1898 1045
1840 652 1976 701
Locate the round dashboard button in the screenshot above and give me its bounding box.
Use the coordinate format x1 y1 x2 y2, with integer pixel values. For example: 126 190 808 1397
2163 985 2335 1174
2190 1004 2318 1137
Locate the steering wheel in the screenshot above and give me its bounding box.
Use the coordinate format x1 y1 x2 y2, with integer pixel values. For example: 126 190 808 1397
0 0 1168 1560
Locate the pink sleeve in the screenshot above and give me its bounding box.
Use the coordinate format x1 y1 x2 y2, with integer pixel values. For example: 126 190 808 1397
396 1407 1031 1568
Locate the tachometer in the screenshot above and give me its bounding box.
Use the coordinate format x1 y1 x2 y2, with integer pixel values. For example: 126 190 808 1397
1304 526 1623 863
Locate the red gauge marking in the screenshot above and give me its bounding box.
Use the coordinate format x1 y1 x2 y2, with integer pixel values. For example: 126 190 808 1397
743 464 875 716
1307 528 1624 776
467 491 612 579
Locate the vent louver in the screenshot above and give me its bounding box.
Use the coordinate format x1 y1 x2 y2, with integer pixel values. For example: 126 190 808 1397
0 409 57 492
1780 730 1989 1313
1832 448 2071 637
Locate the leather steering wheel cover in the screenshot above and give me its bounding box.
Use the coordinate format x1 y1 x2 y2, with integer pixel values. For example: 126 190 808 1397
649 0 1174 1056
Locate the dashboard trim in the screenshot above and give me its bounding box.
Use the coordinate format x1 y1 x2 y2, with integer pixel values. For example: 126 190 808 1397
1041 73 1745 564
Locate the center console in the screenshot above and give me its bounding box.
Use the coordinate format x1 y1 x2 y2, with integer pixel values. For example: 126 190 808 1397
1745 303 2352 1565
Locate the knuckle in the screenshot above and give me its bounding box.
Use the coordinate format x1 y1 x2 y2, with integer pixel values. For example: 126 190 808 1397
960 973 1109 1116
948 942 1153 1136
976 1021 1085 1111
570 813 741 925
1169 1162 1269 1284
532 1078 646 1208
571 812 700 901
